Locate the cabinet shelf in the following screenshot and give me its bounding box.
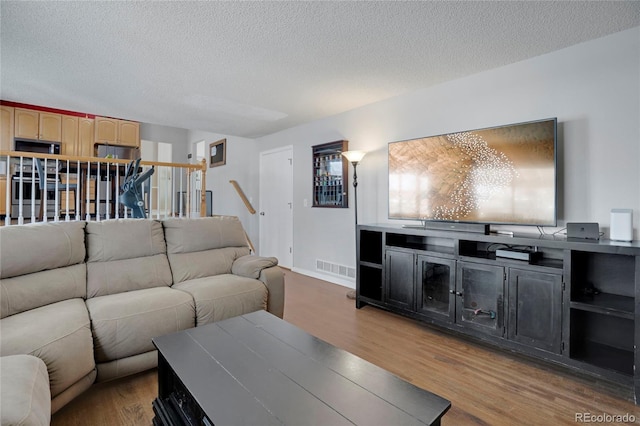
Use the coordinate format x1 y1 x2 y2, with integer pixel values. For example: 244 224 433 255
385 233 454 256
359 264 382 302
359 261 382 270
570 340 634 376
459 253 563 270
570 293 634 319
360 230 382 264
570 308 634 376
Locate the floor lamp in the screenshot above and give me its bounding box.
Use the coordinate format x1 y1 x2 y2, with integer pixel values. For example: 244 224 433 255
342 150 366 300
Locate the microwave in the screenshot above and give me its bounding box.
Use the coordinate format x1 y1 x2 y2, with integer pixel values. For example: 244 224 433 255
14 139 61 155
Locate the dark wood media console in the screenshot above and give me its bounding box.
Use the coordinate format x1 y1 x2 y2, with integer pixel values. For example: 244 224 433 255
357 224 640 403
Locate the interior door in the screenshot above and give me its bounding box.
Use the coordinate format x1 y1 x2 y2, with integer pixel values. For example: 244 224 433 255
259 146 293 268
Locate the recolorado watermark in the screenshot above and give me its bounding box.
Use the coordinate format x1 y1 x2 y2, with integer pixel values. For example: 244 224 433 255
575 412 637 423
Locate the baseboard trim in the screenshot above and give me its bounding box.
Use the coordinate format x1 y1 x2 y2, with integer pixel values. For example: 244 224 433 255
291 267 355 289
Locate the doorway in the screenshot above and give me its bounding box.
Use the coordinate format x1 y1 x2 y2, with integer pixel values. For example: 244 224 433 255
141 140 172 217
259 146 293 268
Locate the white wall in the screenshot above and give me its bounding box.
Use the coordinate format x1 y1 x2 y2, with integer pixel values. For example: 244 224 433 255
187 130 260 250
253 27 640 284
140 122 190 163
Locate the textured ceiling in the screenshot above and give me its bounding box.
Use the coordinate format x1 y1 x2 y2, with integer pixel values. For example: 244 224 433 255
1 1 639 139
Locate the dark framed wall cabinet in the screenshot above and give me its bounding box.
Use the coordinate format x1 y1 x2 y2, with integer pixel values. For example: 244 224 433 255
312 140 348 208
356 223 640 404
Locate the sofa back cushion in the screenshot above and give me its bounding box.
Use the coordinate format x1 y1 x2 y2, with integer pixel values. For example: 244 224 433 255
0 221 87 318
85 219 173 298
163 217 250 284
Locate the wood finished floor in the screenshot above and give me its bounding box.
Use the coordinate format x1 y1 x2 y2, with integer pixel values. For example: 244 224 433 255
52 270 640 425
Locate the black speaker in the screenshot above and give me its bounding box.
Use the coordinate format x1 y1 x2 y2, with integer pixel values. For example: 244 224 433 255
404 221 490 234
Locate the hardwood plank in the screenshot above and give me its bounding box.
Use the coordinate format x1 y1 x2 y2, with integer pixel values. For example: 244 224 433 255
52 270 640 425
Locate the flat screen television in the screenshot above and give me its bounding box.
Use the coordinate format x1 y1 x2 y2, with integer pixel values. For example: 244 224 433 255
388 118 557 226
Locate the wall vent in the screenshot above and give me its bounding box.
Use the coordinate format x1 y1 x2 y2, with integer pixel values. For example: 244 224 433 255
316 259 356 279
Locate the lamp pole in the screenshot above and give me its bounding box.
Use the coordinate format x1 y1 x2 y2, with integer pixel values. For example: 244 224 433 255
342 151 366 301
352 160 359 227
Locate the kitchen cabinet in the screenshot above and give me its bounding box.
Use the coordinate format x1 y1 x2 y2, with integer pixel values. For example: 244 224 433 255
118 120 140 147
61 115 78 155
78 118 95 157
1 106 14 151
0 177 8 216
15 108 62 142
95 116 139 147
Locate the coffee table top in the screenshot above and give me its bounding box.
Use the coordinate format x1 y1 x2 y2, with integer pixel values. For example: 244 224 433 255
153 310 450 425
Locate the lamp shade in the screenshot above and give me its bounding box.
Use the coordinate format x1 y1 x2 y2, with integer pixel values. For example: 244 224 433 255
342 150 366 163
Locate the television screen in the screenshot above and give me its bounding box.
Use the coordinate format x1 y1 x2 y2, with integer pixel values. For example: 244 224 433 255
388 118 557 226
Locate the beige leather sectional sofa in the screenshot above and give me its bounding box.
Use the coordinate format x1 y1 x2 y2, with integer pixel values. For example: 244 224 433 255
0 216 284 425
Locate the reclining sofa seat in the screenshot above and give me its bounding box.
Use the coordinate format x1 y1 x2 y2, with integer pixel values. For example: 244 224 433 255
162 216 282 325
0 221 95 414
84 219 194 383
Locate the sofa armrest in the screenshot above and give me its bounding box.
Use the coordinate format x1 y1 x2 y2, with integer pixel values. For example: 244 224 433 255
232 255 278 279
259 266 285 319
232 255 284 318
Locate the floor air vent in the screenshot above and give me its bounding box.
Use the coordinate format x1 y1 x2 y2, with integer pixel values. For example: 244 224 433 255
316 259 356 279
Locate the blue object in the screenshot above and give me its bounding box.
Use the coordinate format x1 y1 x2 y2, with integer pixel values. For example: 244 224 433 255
120 159 154 218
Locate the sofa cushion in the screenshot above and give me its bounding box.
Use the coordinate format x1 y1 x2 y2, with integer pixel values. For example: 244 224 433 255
0 221 86 279
0 221 87 318
1 264 86 319
86 287 195 363
0 355 51 426
0 298 95 398
163 216 248 253
86 219 173 297
173 274 268 325
169 247 250 284
163 216 251 284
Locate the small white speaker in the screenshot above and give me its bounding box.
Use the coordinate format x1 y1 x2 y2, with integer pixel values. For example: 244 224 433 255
610 209 633 242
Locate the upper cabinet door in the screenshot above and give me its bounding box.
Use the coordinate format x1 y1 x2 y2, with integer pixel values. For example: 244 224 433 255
39 112 62 142
15 108 39 139
119 120 140 147
61 115 79 155
1 106 14 151
14 108 62 142
79 117 95 157
95 116 118 144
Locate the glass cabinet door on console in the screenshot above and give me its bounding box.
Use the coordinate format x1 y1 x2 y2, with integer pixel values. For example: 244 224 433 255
416 255 456 322
456 262 505 337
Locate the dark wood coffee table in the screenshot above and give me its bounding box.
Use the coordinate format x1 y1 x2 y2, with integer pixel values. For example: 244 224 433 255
152 310 450 426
